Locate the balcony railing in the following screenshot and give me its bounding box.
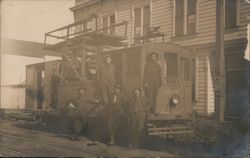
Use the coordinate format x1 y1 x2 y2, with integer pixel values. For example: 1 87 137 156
44 14 128 46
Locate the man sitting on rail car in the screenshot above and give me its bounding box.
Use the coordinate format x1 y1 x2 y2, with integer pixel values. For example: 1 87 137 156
107 84 125 146
143 52 161 110
128 89 147 148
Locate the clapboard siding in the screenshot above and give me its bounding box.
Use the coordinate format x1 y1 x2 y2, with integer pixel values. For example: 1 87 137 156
195 54 207 114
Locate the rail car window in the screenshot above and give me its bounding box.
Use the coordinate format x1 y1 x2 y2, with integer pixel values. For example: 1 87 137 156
164 53 178 80
180 57 190 81
124 52 141 84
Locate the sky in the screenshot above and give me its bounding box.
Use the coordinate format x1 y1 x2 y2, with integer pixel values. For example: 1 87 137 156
1 0 74 86
1 0 75 43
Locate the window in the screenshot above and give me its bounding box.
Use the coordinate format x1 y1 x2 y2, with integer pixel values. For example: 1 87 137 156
124 52 141 84
174 0 197 36
102 14 116 35
187 0 197 34
109 15 116 35
134 6 151 43
164 53 178 80
225 0 237 29
134 8 142 41
143 6 151 35
180 57 190 81
175 0 184 36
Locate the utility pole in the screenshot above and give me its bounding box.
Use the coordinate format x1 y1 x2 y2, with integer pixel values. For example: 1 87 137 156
216 0 225 122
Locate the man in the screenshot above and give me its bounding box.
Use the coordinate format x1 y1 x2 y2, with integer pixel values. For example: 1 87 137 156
107 84 125 145
67 88 88 141
128 89 147 148
97 55 116 105
143 53 161 105
51 69 60 108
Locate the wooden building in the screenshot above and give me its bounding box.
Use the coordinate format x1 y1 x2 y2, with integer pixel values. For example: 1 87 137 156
50 0 249 117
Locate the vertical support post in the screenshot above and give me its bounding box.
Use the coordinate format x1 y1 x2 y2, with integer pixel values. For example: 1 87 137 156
81 41 86 79
216 0 225 122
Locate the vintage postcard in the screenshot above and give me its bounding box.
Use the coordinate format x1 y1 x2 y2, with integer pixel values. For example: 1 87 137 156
0 0 250 157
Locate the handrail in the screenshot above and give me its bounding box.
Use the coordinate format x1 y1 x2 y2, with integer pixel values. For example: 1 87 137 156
44 18 128 45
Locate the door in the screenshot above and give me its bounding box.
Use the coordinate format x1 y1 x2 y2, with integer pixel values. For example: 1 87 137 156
179 56 192 115
25 66 37 109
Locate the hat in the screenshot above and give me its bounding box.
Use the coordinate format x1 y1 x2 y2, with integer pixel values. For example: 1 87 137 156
77 87 86 91
105 54 112 59
114 84 121 89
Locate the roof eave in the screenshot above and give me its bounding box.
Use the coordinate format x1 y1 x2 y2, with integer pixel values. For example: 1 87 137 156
70 0 101 12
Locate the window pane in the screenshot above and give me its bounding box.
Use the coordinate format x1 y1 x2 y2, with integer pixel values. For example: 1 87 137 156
143 6 150 35
134 8 141 27
124 52 141 83
102 16 109 34
181 57 190 81
187 0 197 34
110 14 116 35
134 8 142 43
175 0 184 36
165 53 178 79
225 0 236 28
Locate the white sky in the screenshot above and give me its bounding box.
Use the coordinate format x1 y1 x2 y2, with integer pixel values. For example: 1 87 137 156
1 0 75 43
1 0 74 85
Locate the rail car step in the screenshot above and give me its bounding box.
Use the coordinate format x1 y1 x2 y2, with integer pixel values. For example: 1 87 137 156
147 126 193 136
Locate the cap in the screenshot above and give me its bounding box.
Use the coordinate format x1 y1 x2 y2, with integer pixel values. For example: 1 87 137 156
105 54 112 59
114 84 121 89
77 87 86 91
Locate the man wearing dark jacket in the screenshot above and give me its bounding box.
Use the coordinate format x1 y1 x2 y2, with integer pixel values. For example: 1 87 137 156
143 53 161 105
129 89 147 148
67 88 89 141
107 84 125 145
97 55 115 105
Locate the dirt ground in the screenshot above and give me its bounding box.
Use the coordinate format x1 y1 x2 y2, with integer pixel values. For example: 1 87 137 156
0 119 249 157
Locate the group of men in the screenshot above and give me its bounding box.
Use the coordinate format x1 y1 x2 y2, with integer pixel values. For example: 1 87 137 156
66 53 162 148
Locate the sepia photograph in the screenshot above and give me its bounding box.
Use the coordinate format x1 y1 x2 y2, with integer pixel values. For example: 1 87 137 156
0 0 250 157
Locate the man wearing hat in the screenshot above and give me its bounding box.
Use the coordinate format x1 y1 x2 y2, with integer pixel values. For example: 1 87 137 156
97 54 116 105
67 87 89 141
128 89 147 148
143 52 161 107
107 84 125 145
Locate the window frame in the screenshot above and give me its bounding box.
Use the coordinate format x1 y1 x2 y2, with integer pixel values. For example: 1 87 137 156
132 4 151 43
172 0 198 37
101 11 117 35
224 0 240 30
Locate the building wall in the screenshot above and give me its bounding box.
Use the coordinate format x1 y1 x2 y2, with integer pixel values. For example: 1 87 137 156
72 0 250 115
1 87 25 109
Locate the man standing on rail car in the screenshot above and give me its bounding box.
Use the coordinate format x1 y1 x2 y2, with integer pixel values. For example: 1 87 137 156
97 54 116 105
107 84 125 146
128 89 147 148
51 69 60 108
97 54 116 138
143 53 161 108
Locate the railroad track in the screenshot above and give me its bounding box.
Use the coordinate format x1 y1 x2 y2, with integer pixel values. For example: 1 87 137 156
0 143 29 157
0 131 97 157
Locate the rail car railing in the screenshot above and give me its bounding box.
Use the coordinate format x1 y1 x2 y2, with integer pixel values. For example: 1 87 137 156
44 14 128 45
